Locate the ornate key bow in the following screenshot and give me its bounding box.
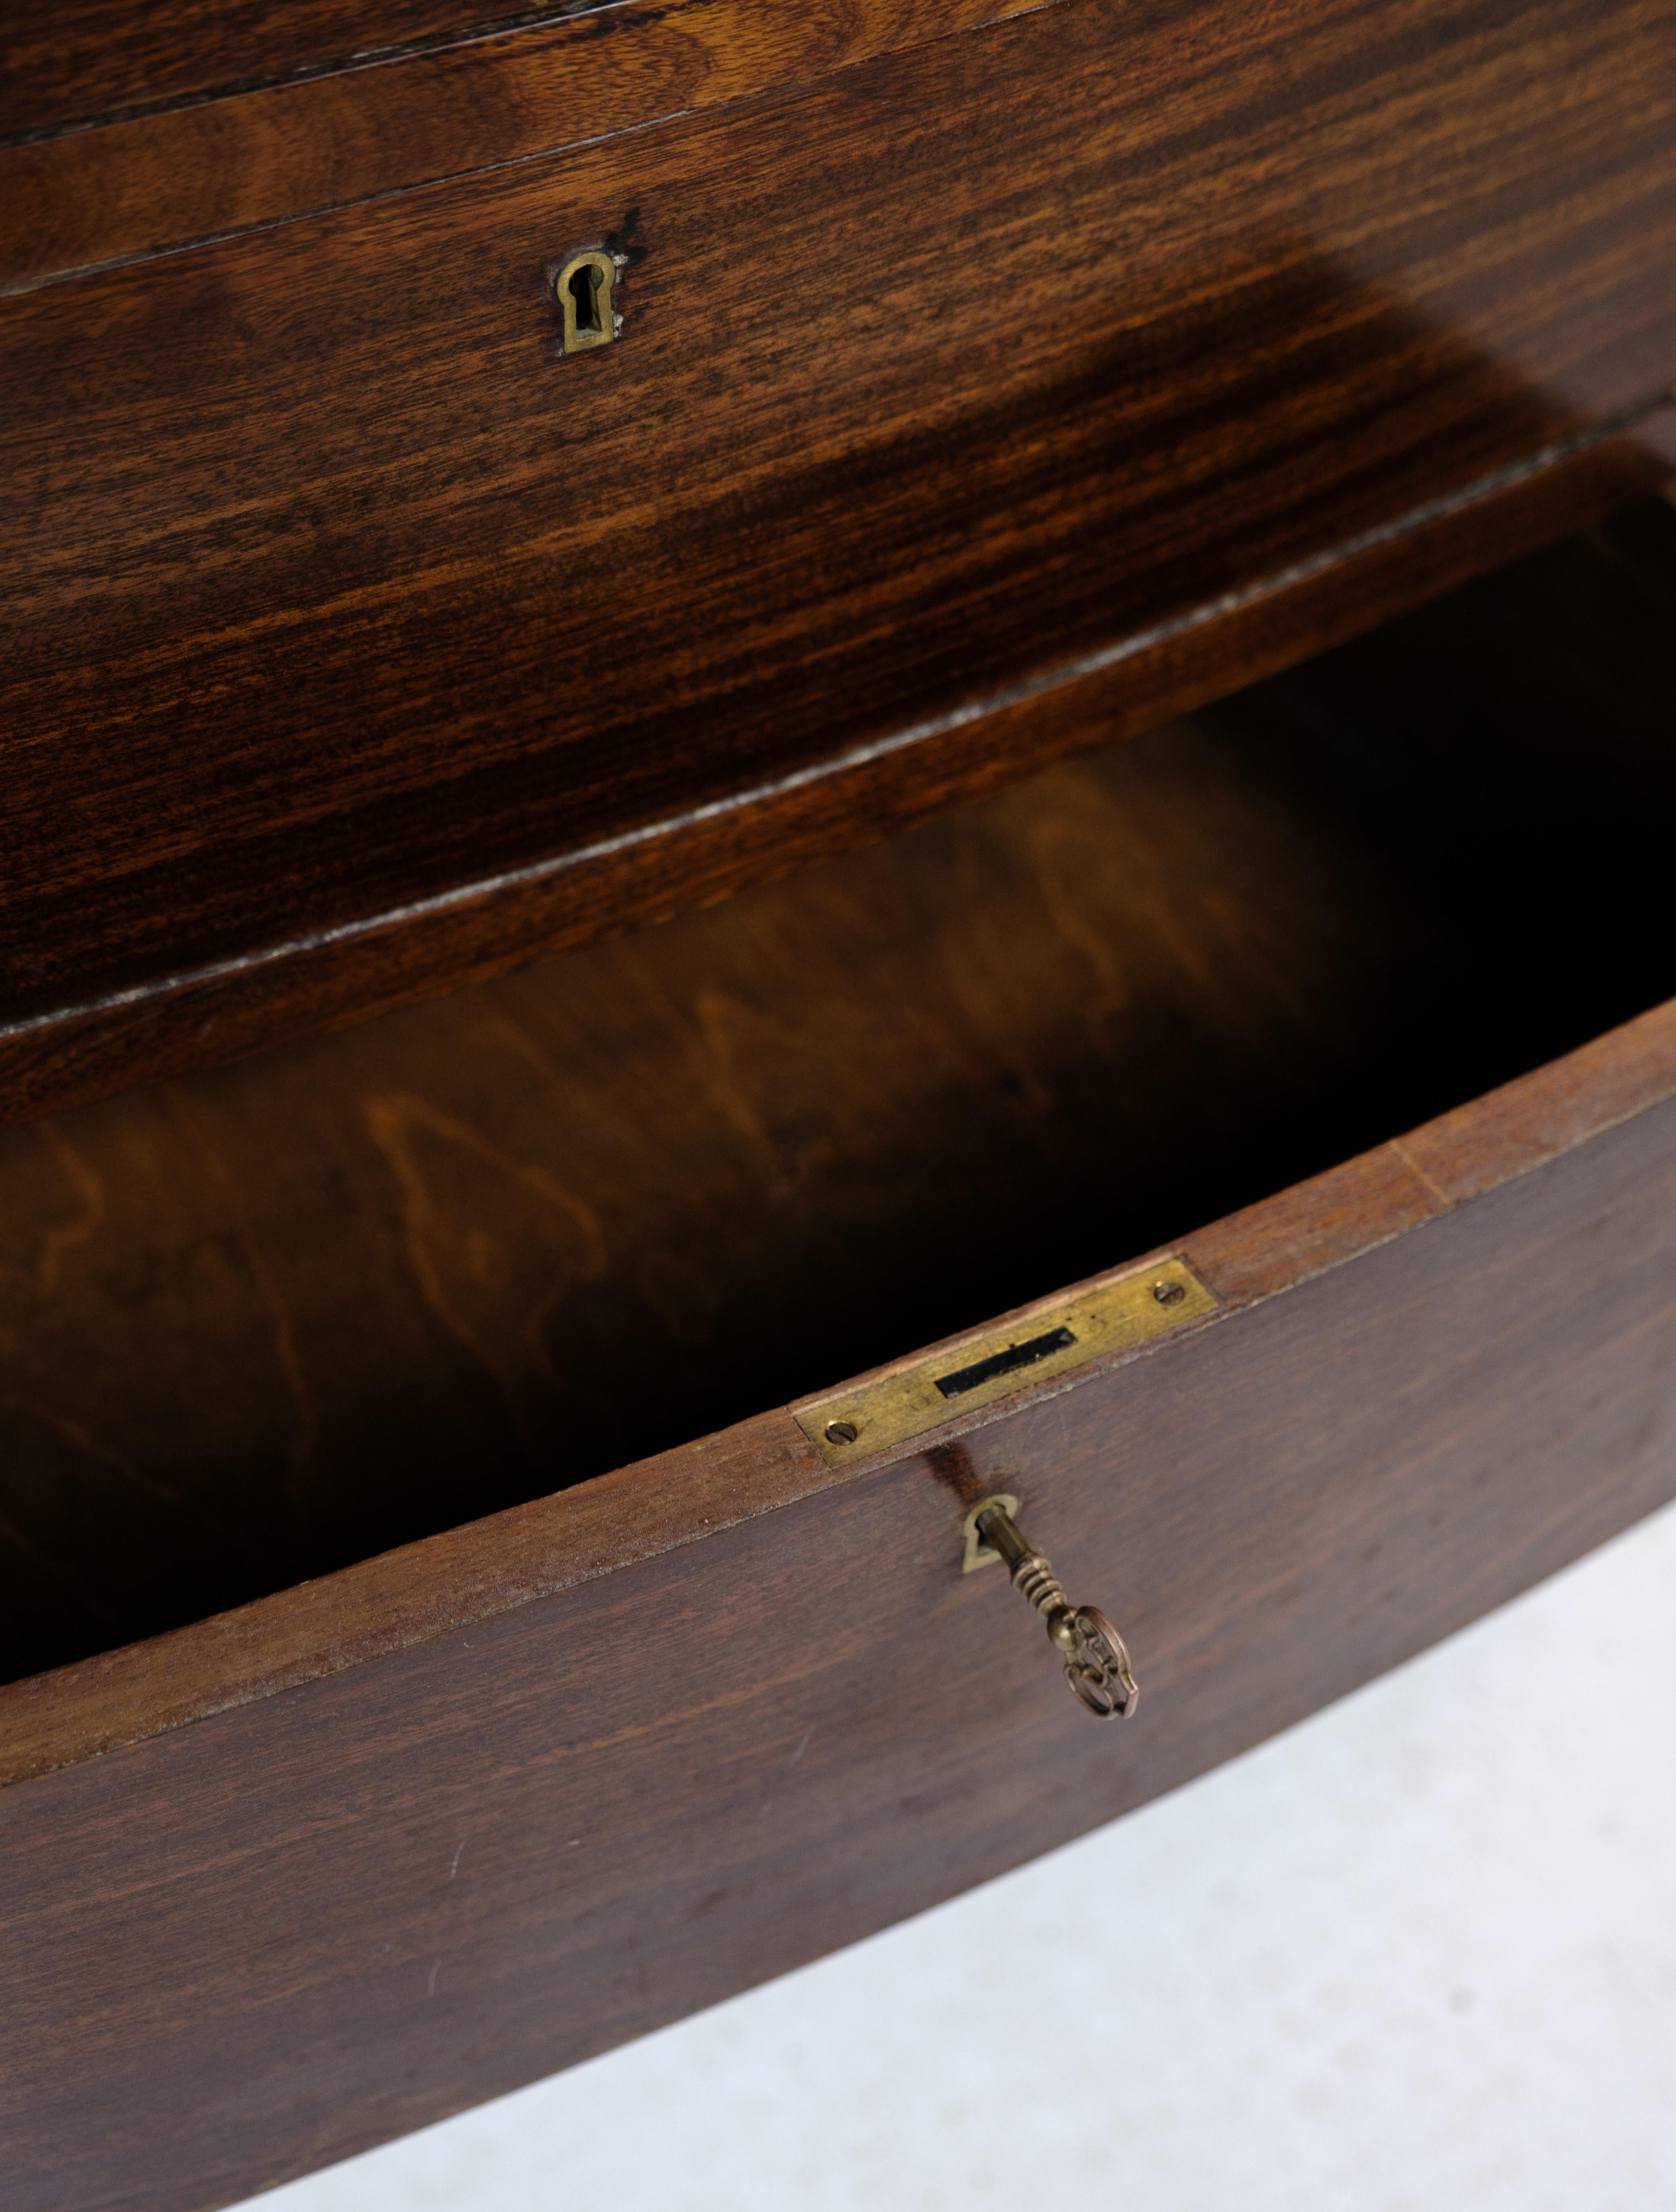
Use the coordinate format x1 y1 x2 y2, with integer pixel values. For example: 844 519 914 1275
967 1495 1139 1719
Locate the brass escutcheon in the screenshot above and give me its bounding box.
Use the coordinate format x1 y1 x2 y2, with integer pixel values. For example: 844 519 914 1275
553 247 623 354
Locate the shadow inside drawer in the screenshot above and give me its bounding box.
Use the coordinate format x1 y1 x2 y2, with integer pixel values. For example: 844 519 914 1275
4 500 1674 1683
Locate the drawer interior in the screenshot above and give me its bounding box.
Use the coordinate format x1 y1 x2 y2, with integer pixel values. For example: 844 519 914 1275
4 503 1672 1689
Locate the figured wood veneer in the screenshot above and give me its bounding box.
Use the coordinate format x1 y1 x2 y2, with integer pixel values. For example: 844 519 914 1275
2 509 1674 1687
0 709 1455 1682
3 0 1674 1124
4 513 1676 2212
3 0 944 145
6 1003 1676 2212
1 0 1039 284
5 0 1676 2191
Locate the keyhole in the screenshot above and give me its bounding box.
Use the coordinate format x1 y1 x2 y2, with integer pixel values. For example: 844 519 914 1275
568 262 602 335
552 248 617 354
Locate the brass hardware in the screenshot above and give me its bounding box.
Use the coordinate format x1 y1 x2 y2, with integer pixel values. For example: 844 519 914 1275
964 1494 1139 1719
961 1492 1018 1572
554 248 623 354
795 1256 1214 1467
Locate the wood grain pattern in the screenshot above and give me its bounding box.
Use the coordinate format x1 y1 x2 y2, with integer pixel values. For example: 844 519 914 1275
0 714 1506 1683
10 979 1676 1794
6 517 1676 2212
5 0 1675 1128
1 0 1041 289
6 1028 1676 2212
0 0 603 139
4 436 1666 1144
5 509 1674 1691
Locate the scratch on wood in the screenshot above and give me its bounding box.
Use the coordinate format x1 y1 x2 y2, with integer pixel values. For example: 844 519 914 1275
1388 1137 1458 1210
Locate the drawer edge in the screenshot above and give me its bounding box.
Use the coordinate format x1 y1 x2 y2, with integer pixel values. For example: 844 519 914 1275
5 422 1670 1137
6 991 1675 1789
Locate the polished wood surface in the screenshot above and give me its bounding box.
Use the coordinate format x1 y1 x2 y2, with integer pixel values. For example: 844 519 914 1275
5 0 1674 1127
6 1013 1676 2212
0 712 1499 1681
1 0 602 137
5 509 1674 1690
7 0 1676 2190
7 515 1676 2212
2 0 1035 288
6 433 1666 1139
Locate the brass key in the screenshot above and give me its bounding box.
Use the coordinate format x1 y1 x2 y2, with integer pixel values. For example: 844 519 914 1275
964 1494 1139 1719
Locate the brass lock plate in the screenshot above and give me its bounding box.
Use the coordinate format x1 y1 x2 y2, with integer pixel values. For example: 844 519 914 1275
794 1255 1216 1468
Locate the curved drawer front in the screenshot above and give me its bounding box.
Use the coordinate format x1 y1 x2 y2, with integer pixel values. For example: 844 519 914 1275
6 998 1676 2212
7 503 1676 2209
7 499 1676 2208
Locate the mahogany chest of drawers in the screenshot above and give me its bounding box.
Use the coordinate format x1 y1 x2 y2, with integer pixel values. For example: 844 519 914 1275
4 2 1675 2206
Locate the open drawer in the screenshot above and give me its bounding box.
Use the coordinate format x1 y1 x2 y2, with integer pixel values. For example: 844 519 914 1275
6 0 1676 1124
6 504 1676 2212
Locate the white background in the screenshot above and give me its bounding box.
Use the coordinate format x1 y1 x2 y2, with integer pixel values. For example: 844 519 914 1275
250 1502 1676 2212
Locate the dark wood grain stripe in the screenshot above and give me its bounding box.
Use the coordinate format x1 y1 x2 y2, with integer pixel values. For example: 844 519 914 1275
0 0 1047 290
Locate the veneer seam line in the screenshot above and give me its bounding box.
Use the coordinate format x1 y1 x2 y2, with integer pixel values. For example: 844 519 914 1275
0 0 635 151
2 1 1055 153
0 0 1062 298
0 95 697 298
